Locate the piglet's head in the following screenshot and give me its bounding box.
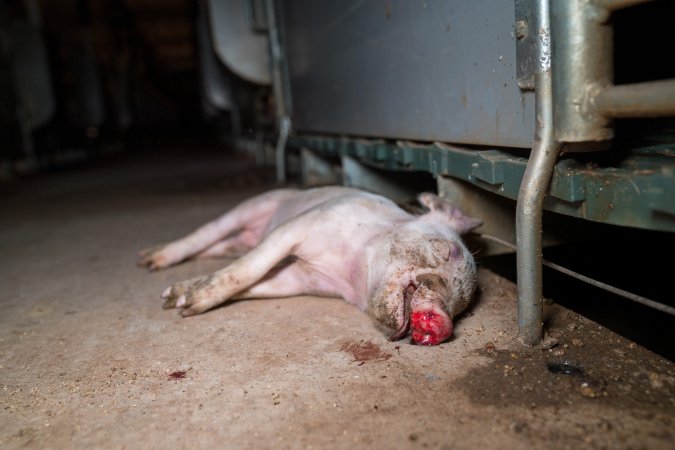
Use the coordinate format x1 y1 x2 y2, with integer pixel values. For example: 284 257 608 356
368 195 481 345
405 237 478 345
368 240 477 345
409 275 455 345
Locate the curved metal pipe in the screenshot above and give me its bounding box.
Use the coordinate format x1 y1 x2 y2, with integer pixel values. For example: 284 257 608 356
516 0 561 346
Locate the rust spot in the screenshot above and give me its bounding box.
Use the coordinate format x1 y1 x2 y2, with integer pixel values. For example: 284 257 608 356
340 341 392 364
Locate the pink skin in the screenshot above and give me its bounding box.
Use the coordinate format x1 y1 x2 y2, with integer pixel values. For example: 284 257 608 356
138 187 481 344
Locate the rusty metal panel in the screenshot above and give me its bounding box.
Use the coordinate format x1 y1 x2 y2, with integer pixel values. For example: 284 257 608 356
281 0 535 148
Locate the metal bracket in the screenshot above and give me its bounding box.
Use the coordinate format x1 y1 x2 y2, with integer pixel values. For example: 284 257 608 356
515 0 536 90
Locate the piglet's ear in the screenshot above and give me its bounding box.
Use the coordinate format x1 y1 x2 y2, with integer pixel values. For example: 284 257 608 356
417 193 483 234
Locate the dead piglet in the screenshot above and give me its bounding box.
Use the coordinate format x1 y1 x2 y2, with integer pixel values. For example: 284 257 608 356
139 187 481 345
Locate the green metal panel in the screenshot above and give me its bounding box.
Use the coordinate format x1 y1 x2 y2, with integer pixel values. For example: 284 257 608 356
288 136 675 232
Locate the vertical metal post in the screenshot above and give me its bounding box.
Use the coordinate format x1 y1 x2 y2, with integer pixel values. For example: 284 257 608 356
275 116 290 182
550 0 613 143
551 0 674 141
265 0 292 184
516 0 560 346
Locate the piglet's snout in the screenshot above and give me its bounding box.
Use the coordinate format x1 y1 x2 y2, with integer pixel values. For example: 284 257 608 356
410 300 453 346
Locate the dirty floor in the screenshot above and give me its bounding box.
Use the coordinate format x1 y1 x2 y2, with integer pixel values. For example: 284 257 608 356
1 144 673 449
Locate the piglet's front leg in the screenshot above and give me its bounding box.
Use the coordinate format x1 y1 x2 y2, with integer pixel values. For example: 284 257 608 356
162 222 302 317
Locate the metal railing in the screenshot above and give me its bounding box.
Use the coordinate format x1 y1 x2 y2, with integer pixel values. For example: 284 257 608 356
517 0 675 345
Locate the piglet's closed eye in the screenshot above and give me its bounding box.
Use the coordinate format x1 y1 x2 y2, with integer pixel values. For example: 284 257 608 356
417 193 482 234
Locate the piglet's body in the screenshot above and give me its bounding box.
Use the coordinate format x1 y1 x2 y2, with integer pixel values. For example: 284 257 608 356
138 187 481 345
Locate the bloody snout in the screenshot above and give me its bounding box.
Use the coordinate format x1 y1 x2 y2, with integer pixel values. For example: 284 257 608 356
410 304 453 345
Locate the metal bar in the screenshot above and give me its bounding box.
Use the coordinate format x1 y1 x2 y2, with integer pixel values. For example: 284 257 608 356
516 0 560 346
275 116 290 183
594 0 653 12
553 0 672 140
478 233 675 317
542 260 675 317
265 0 285 119
289 135 675 232
594 79 675 118
551 0 614 143
265 0 292 183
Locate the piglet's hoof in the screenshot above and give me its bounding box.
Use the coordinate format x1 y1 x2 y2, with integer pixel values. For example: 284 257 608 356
137 245 169 271
161 276 208 309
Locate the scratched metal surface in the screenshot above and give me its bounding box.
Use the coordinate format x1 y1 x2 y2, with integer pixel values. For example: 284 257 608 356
281 0 536 148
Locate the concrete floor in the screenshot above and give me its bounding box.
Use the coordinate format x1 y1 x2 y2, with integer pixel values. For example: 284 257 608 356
1 144 673 449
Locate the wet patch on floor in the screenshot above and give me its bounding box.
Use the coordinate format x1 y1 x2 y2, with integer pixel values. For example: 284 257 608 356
455 307 675 412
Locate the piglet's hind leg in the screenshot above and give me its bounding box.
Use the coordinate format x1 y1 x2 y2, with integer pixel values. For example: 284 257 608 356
138 189 295 270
